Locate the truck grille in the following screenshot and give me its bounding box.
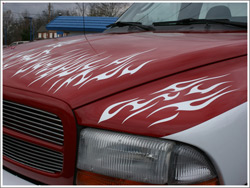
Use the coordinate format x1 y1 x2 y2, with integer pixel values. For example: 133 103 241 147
3 134 64 173
3 100 64 145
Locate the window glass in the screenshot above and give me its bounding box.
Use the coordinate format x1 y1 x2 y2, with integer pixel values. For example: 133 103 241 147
199 3 247 18
118 3 247 25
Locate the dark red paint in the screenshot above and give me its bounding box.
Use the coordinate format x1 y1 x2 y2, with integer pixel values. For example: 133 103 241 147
3 87 77 185
3 31 247 185
3 32 247 109
75 57 247 137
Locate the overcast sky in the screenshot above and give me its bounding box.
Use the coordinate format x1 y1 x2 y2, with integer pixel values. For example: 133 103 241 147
3 2 81 18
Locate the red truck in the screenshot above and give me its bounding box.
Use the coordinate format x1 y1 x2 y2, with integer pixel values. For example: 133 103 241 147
2 2 247 185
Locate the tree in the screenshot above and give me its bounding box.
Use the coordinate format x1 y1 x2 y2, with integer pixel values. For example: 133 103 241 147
74 3 131 17
3 9 35 44
3 3 131 45
75 3 86 16
3 10 14 44
87 3 131 17
20 10 32 41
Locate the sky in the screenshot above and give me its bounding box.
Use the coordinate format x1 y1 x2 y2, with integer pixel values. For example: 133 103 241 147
3 2 133 19
3 2 81 18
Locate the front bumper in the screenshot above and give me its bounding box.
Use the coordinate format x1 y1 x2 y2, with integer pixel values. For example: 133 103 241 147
3 169 34 186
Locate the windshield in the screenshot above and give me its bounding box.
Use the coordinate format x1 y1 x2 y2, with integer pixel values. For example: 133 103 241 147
118 3 247 25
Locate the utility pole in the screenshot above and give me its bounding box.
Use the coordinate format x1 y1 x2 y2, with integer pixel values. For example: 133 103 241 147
24 17 33 41
4 27 7 45
4 10 11 45
48 3 51 23
3 17 8 45
47 3 52 38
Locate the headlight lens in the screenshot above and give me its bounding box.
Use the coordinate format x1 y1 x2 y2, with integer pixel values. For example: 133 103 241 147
168 144 217 184
77 128 217 185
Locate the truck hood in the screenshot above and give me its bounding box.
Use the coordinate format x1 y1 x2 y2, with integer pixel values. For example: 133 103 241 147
3 32 246 109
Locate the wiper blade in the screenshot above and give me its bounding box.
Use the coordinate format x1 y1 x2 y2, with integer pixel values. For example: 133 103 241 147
153 18 247 28
107 21 155 31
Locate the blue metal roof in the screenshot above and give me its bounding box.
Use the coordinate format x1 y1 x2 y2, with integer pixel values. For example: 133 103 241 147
46 16 118 32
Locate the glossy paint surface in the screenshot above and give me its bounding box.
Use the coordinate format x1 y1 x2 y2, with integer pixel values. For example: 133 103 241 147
3 87 77 185
3 32 247 109
164 102 247 185
75 56 247 137
2 31 247 185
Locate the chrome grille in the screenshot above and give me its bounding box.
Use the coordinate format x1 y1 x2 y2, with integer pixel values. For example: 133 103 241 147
3 100 64 145
3 134 63 173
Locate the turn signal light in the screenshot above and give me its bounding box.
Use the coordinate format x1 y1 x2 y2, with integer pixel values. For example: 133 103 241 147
192 178 219 185
76 170 151 185
76 170 219 185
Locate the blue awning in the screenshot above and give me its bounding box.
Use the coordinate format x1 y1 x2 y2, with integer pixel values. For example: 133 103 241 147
46 16 118 32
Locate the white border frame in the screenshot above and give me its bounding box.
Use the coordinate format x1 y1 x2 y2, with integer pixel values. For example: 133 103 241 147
1 0 249 187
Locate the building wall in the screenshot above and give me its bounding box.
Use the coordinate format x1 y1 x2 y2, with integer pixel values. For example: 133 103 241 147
66 31 98 36
37 31 58 39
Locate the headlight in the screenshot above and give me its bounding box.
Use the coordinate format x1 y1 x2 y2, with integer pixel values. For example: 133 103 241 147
76 128 218 185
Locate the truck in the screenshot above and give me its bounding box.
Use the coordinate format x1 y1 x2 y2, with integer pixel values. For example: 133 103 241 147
2 2 247 185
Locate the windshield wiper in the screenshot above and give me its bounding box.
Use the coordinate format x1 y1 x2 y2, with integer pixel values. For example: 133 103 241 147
153 18 247 28
107 21 155 31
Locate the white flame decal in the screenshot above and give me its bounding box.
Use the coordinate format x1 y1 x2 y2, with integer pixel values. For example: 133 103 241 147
99 74 237 127
3 40 156 93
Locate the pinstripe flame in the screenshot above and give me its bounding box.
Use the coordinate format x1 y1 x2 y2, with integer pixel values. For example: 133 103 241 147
3 41 156 93
99 74 237 127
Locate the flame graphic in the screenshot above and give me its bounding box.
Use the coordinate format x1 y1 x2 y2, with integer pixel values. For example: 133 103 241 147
99 74 237 127
3 39 156 93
